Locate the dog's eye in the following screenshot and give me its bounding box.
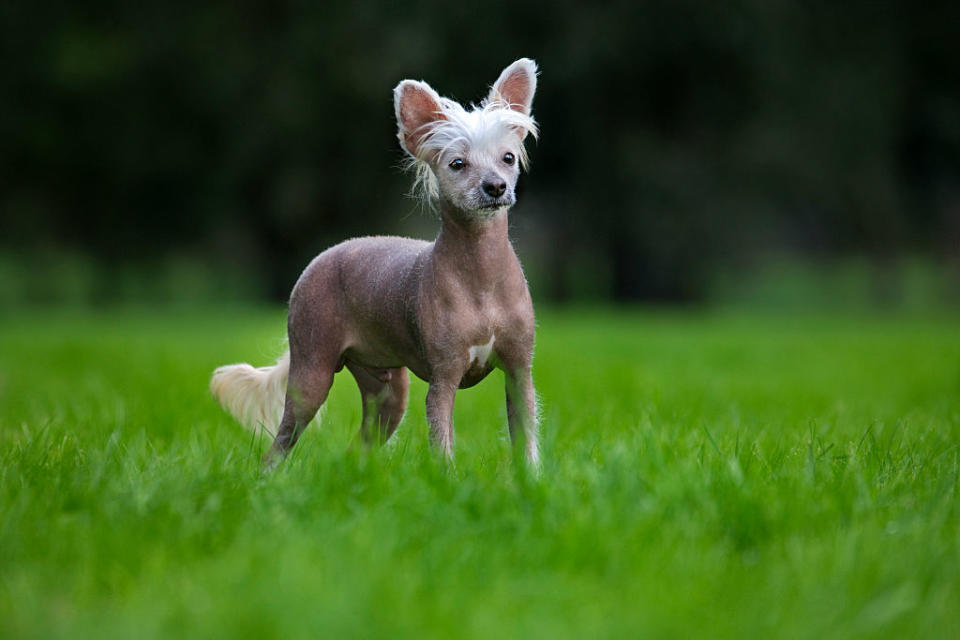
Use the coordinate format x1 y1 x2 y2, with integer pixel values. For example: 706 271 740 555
449 158 465 171
502 152 515 166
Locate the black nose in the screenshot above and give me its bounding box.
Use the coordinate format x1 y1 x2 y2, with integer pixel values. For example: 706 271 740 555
482 179 506 198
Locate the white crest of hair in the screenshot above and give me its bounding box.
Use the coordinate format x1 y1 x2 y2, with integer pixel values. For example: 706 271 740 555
408 97 539 206
209 350 290 432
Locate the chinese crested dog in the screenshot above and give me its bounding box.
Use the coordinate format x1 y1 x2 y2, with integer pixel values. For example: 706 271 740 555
211 59 541 469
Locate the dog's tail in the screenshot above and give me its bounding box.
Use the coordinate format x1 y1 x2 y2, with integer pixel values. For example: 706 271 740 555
210 350 290 432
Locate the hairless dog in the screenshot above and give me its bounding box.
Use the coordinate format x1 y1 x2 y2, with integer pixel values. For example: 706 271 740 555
212 59 541 470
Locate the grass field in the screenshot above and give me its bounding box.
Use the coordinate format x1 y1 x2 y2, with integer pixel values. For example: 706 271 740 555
1 307 958 638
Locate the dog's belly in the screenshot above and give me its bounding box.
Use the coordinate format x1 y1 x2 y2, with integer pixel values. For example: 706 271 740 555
459 362 494 388
342 342 431 382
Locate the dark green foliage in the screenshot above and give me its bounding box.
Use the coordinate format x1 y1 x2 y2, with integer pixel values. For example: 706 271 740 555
1 2 958 302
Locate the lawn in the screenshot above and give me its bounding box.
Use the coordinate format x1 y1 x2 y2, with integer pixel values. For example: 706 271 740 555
1 307 958 639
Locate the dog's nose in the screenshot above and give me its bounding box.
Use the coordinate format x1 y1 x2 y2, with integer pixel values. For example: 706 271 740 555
482 179 506 198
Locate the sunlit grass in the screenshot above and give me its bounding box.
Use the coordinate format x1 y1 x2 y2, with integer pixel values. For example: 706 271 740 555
1 307 958 638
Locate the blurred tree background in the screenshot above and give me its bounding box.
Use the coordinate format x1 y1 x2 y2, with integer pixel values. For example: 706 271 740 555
1 0 958 307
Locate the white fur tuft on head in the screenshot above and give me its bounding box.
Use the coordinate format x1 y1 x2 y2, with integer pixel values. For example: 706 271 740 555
394 59 539 207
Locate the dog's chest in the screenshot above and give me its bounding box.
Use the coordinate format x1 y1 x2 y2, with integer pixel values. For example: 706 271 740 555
468 334 496 367
459 333 496 388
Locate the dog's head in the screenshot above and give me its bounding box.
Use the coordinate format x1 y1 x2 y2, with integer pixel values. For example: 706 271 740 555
394 59 538 219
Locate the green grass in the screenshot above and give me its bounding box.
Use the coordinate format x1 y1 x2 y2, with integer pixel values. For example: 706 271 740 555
1 307 958 639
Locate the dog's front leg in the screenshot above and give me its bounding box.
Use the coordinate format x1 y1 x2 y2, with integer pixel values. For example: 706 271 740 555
505 366 540 469
425 378 458 460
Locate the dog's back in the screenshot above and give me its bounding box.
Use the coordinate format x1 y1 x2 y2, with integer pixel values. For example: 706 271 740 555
290 236 432 373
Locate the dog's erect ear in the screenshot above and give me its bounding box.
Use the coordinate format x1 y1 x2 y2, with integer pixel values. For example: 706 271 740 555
488 58 538 117
394 80 446 159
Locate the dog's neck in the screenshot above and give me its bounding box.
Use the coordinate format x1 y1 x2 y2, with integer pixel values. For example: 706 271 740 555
433 204 513 289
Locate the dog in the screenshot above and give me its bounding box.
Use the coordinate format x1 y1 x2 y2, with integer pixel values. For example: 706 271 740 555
211 59 541 469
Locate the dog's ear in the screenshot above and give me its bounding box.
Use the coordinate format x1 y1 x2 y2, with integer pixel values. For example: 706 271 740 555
394 80 446 159
488 58 537 117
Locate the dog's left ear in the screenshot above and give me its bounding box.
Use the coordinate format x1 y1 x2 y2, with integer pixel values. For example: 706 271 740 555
488 58 538 117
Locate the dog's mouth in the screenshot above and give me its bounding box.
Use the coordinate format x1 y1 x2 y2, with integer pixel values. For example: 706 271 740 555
474 196 513 212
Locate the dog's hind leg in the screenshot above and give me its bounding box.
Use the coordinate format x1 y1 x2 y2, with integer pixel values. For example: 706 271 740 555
347 363 409 445
262 359 335 469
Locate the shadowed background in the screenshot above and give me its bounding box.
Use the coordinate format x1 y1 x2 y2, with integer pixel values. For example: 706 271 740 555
2 0 958 307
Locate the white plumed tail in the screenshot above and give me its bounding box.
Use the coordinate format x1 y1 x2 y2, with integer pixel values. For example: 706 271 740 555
210 350 290 432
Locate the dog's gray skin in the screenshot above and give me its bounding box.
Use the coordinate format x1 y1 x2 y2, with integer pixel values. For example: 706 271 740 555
264 60 540 468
